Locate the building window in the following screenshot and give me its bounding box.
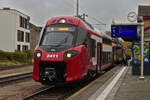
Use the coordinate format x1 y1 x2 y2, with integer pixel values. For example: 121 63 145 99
17 30 24 42
22 45 28 51
20 16 23 27
20 16 29 29
25 32 30 42
27 18 29 29
25 18 27 29
17 45 21 51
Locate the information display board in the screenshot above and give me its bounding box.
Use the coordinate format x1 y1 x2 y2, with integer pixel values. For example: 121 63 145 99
111 25 138 39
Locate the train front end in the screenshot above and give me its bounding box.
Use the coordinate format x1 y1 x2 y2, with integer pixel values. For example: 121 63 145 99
33 17 88 85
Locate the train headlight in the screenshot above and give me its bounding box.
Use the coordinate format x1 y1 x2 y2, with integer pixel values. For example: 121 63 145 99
37 52 41 58
59 19 66 24
66 53 72 58
64 50 78 59
34 50 42 58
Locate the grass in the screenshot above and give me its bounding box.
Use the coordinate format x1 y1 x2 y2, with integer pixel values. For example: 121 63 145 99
0 60 24 67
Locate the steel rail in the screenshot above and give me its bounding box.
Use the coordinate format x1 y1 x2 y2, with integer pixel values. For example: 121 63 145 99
0 64 32 71
0 72 32 86
22 86 55 100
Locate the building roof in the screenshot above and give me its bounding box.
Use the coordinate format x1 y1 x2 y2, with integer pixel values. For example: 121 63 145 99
30 23 42 28
0 8 30 19
138 5 150 16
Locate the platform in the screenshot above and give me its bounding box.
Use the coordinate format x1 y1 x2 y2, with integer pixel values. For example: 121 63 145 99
113 67 150 100
67 66 150 100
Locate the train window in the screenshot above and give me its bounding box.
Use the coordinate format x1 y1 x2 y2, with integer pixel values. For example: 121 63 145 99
102 52 112 65
39 24 76 47
103 38 112 45
92 39 96 57
106 53 108 63
76 27 88 46
41 31 73 46
108 52 112 62
103 52 106 65
88 38 96 57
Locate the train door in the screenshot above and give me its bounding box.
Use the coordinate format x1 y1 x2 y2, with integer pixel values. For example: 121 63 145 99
97 42 102 72
112 46 115 64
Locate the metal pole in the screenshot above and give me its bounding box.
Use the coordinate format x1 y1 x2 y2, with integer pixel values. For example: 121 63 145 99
139 22 144 79
77 0 79 17
83 13 86 20
82 13 88 20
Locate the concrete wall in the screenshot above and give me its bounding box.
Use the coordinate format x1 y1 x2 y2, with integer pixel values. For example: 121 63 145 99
0 10 16 52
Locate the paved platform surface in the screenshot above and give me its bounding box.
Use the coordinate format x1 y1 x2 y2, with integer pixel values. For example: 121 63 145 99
113 66 150 100
67 66 150 100
67 66 122 100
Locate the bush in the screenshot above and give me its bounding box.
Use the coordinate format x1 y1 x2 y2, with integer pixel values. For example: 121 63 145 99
0 50 33 63
6 52 14 61
23 50 33 63
0 50 7 60
12 51 27 62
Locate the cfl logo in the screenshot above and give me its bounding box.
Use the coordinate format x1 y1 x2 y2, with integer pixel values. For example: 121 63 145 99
47 54 58 58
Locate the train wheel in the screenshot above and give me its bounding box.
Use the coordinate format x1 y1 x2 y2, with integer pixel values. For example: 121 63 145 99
85 70 97 81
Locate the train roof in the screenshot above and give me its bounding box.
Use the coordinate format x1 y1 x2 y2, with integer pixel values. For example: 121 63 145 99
46 16 102 38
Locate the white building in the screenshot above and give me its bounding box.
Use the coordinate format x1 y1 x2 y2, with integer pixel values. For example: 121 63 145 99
0 8 30 52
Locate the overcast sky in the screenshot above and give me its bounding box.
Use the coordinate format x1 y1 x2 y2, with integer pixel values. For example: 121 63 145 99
0 0 150 31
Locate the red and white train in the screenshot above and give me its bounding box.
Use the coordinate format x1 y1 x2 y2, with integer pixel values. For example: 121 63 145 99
33 16 123 85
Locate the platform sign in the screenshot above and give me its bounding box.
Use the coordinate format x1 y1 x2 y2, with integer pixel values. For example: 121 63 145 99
132 42 150 75
111 25 138 39
133 42 150 64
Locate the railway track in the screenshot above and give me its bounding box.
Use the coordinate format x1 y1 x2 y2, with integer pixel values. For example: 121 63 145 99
5 65 118 100
22 86 55 100
21 74 99 100
0 72 32 86
22 84 86 100
0 64 32 71
18 67 116 100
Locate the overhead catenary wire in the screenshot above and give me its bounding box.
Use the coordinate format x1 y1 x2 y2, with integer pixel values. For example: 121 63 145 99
63 0 76 9
63 0 86 16
62 0 109 28
88 16 108 25
61 0 76 12
73 0 108 26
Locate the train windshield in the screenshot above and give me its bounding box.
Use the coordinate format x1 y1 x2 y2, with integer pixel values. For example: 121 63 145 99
40 25 76 47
